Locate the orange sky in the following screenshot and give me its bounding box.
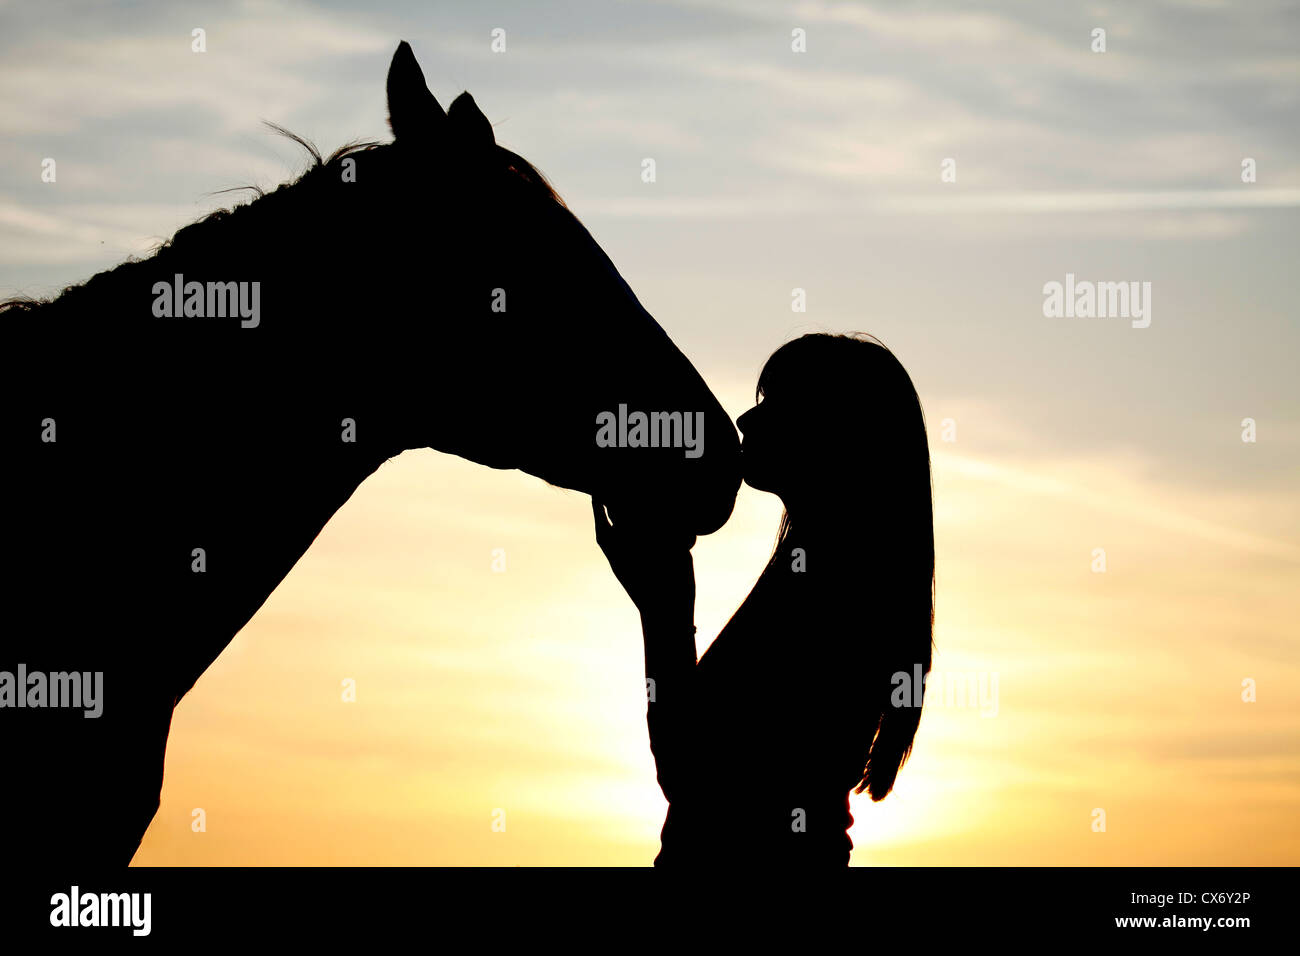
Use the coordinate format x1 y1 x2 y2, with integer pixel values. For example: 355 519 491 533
132 377 1300 865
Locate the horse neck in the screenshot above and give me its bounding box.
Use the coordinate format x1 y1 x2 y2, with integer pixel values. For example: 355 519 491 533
12 243 410 668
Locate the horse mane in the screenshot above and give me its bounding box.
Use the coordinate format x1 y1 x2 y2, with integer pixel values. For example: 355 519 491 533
0 124 567 318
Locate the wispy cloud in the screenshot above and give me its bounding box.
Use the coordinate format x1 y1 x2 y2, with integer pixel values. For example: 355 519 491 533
938 449 1300 561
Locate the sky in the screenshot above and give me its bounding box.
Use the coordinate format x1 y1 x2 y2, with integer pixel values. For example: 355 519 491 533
2 0 1297 864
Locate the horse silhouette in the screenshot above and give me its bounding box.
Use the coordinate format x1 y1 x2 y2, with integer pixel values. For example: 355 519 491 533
1 41 740 865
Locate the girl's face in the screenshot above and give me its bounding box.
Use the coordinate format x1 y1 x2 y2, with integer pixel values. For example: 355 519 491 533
736 381 824 499
734 400 769 492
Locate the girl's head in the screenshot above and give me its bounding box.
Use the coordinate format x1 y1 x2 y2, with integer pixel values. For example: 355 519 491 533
738 333 934 800
738 333 929 514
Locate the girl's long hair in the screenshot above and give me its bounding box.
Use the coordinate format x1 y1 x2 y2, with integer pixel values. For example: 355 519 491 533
744 333 934 801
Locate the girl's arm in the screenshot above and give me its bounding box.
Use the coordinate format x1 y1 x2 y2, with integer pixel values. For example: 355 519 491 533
592 500 699 801
639 612 699 802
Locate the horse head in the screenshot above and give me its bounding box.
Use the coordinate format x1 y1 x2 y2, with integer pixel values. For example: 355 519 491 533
377 41 741 535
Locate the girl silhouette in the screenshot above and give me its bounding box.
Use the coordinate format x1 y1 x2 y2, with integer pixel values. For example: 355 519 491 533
593 333 934 866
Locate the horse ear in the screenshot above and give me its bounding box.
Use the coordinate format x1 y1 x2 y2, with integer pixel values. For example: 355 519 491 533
447 92 495 148
386 41 445 143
